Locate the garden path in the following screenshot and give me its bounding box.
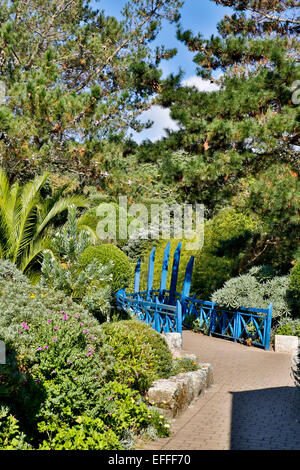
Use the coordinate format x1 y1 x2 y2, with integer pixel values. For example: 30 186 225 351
142 331 300 450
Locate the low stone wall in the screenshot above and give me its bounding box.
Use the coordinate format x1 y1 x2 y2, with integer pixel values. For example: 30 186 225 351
275 335 299 357
147 363 213 418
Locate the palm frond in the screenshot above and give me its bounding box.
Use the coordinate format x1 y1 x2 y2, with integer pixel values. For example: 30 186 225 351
36 195 88 237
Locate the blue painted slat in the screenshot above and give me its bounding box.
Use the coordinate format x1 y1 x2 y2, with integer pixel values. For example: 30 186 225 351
169 242 182 305
159 242 171 301
134 258 141 293
147 247 155 299
181 256 194 299
264 303 272 350
176 300 182 337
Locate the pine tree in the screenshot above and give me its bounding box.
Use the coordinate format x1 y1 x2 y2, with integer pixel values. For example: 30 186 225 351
151 0 299 206
142 0 300 271
0 0 182 182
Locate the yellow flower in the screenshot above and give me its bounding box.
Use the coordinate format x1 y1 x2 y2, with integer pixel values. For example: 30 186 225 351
61 263 68 270
29 294 35 299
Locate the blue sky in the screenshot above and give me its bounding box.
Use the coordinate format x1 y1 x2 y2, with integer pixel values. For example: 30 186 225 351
91 0 233 142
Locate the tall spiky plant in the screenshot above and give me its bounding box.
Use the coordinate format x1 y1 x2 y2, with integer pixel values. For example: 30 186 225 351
0 169 88 272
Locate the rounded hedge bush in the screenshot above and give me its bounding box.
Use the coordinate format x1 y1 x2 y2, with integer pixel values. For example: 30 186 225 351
79 244 133 292
101 319 174 393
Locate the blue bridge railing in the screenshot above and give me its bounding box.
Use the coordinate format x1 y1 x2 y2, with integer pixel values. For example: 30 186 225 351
115 242 272 350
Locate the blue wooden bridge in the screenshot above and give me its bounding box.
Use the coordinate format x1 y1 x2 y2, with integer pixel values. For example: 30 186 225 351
115 242 273 350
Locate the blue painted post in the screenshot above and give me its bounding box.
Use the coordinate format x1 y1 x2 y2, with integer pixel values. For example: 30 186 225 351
182 256 194 299
147 247 155 300
169 242 182 305
181 256 194 321
159 242 171 302
154 297 160 333
264 303 273 350
176 300 182 345
233 312 241 342
209 302 216 335
134 258 141 294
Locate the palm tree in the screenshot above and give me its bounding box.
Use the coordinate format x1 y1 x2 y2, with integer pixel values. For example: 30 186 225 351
0 169 88 273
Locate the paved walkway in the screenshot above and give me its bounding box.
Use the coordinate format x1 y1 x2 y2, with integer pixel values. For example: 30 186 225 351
142 331 300 450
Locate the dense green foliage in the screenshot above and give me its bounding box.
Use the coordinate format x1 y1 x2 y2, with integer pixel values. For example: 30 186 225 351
101 320 174 393
0 0 299 450
40 205 112 320
0 268 171 449
191 208 256 298
79 244 133 292
134 0 300 277
289 259 300 314
0 0 182 183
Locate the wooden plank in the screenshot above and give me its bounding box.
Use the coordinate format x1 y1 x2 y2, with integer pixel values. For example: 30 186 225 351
169 242 181 305
134 258 141 293
159 241 171 301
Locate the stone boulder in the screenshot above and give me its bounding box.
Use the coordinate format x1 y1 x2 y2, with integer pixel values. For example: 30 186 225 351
147 363 213 418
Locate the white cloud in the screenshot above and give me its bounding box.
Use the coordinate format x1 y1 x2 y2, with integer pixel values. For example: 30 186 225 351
130 75 221 143
130 105 180 143
182 75 221 92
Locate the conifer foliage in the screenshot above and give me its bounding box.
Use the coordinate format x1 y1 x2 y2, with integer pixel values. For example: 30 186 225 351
0 0 182 181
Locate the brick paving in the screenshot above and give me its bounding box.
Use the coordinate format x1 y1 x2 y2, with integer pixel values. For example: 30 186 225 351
141 331 300 450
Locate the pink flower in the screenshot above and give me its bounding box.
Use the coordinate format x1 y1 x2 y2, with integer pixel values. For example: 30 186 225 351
51 370 56 374
60 310 65 314
63 314 68 320
52 337 58 341
73 377 78 381
21 322 29 330
54 326 59 330
44 346 49 349
37 347 42 351
47 319 52 323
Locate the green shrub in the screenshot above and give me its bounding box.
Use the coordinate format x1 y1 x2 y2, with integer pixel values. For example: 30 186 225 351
212 267 292 320
275 318 300 337
79 244 133 292
40 206 113 321
101 320 174 393
191 208 256 299
171 357 199 375
289 259 300 314
0 407 31 450
0 260 28 284
38 415 122 450
0 273 170 448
